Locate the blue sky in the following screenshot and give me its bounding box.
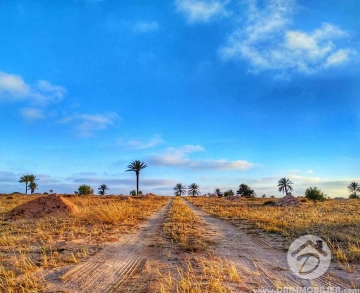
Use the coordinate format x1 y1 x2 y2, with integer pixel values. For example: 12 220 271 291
0 0 359 197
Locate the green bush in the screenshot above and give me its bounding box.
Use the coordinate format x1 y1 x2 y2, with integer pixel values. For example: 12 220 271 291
77 184 94 195
305 187 326 202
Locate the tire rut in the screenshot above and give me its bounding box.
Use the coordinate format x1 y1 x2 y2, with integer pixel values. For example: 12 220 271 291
45 198 173 293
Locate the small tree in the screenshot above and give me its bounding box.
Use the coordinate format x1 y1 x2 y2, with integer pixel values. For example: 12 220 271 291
236 184 254 198
98 184 109 195
130 190 136 196
188 183 200 196
305 187 326 202
77 184 94 195
214 188 223 197
348 182 360 199
224 189 234 197
173 183 187 196
138 191 143 195
262 194 266 198
28 181 38 194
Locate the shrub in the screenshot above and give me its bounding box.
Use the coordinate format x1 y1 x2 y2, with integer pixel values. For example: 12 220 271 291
77 184 94 195
305 187 326 202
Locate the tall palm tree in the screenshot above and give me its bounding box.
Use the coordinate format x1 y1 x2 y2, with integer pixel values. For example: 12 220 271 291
126 160 148 195
277 177 294 195
188 183 200 196
19 174 37 194
28 181 38 195
98 184 109 195
348 182 360 198
173 183 186 196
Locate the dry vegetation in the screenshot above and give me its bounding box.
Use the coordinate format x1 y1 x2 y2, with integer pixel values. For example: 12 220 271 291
158 258 243 293
0 194 168 293
163 197 211 252
187 197 360 264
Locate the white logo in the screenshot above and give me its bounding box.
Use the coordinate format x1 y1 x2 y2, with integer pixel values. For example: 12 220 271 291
287 235 331 279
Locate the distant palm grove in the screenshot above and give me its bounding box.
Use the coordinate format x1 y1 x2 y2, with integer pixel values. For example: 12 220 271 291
15 163 360 200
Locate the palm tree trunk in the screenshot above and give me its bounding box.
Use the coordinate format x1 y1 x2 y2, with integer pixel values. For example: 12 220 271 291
136 172 139 195
25 182 28 195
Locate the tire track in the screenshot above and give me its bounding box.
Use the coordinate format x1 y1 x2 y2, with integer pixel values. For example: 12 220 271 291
45 198 172 293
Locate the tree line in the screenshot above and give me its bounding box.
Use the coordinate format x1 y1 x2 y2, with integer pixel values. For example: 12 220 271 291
17 163 360 199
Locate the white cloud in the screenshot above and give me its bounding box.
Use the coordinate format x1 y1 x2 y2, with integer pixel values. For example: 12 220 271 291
20 108 45 120
175 0 229 23
149 145 254 170
219 0 356 75
0 71 29 98
118 134 163 149
60 112 119 137
0 71 66 105
134 21 159 33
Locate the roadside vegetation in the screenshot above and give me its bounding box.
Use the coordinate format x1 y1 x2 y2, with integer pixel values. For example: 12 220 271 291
163 197 209 252
0 194 168 293
186 197 360 263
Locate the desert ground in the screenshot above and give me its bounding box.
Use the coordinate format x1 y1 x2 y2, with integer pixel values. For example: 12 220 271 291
1 194 359 292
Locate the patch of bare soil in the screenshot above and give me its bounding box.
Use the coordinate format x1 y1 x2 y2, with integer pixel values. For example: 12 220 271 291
43 198 181 293
5 194 78 219
184 199 360 290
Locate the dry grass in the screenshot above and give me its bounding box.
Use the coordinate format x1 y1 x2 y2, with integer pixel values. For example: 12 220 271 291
158 258 243 293
187 197 360 263
0 194 168 293
163 197 210 252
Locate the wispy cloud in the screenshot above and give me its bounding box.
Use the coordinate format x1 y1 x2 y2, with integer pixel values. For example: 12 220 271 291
149 145 254 170
219 0 356 75
175 0 229 23
0 71 66 105
59 112 119 137
133 21 159 33
20 108 44 120
118 134 163 150
105 16 159 34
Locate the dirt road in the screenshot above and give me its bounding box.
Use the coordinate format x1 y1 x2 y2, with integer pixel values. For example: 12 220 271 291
45 198 176 293
44 197 359 292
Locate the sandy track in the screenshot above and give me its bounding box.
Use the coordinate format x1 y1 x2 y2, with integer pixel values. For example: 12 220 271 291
45 198 173 293
184 199 360 290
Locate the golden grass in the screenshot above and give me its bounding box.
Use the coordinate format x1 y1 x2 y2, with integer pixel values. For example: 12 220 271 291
163 197 210 252
187 197 360 262
0 194 168 292
158 258 242 293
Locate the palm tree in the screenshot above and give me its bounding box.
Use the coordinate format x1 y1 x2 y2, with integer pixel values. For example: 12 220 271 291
173 183 186 196
277 177 294 195
28 181 38 195
126 160 148 195
348 182 360 199
188 183 200 196
19 174 37 194
98 184 109 195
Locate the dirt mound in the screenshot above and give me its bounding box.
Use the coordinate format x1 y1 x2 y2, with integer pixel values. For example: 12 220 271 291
144 193 157 198
275 194 301 207
5 194 79 220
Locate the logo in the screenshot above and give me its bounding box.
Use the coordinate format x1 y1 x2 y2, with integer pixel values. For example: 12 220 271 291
287 235 331 279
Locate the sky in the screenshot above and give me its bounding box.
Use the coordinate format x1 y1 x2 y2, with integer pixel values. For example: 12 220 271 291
0 0 359 197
